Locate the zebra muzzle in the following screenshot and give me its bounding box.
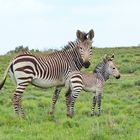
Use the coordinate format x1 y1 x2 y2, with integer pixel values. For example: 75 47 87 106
83 61 91 68
115 75 120 79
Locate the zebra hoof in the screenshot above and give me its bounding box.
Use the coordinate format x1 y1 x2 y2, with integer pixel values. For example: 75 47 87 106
97 113 101 117
91 113 95 116
67 113 73 118
50 111 54 116
21 115 26 119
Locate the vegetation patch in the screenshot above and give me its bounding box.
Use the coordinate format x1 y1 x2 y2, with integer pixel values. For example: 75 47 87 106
134 80 140 86
0 47 140 140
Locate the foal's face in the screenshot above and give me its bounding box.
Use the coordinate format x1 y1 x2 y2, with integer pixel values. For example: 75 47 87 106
107 60 120 79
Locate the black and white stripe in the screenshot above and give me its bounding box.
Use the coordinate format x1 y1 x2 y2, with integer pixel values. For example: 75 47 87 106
0 29 94 117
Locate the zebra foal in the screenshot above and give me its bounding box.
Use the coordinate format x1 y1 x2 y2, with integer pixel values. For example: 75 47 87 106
52 54 120 117
0 29 94 117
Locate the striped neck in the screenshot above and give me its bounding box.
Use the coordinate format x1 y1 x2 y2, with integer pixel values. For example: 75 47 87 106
94 61 110 81
63 39 83 71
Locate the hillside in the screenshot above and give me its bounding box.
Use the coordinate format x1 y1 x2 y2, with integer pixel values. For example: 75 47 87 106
0 47 140 140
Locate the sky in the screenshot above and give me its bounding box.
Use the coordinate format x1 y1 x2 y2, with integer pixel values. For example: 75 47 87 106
0 0 140 54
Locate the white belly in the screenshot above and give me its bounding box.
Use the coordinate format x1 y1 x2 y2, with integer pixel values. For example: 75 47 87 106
31 78 64 88
83 86 96 92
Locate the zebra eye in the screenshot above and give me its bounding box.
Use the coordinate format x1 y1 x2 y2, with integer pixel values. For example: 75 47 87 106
80 47 83 51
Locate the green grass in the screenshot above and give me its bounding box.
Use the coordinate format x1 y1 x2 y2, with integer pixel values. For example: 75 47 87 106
0 47 140 140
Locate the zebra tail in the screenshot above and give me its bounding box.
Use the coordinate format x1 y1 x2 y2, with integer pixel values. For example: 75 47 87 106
0 61 12 90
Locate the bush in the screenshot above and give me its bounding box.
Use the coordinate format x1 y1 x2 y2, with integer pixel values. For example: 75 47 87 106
121 81 134 88
135 53 140 56
135 80 140 86
120 65 140 74
122 59 130 63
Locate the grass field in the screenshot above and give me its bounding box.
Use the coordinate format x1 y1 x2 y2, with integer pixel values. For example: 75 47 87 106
0 47 140 140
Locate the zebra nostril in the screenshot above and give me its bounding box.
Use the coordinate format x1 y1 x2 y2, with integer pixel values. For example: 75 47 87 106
83 61 90 68
116 75 120 79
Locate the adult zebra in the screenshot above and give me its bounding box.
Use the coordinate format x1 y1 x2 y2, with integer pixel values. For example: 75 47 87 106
0 29 94 117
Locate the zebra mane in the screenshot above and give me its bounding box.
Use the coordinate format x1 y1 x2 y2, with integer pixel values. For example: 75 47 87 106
63 40 80 51
64 32 88 50
93 61 106 74
22 50 32 54
93 60 110 81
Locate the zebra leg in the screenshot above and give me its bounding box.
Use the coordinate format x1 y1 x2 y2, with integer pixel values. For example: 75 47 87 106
97 94 101 116
91 95 97 116
65 89 72 117
50 87 61 116
66 72 83 118
69 90 81 118
12 84 28 118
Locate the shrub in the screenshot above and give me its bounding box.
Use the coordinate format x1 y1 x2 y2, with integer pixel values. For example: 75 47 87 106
121 81 133 88
135 80 140 86
135 53 140 56
122 59 130 63
120 65 140 74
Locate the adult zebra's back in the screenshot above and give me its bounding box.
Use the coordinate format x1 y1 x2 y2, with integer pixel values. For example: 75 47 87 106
0 29 94 117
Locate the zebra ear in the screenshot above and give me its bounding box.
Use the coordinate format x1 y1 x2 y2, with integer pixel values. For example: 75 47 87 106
110 53 115 60
88 29 94 40
103 54 108 62
111 53 115 58
76 30 84 41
